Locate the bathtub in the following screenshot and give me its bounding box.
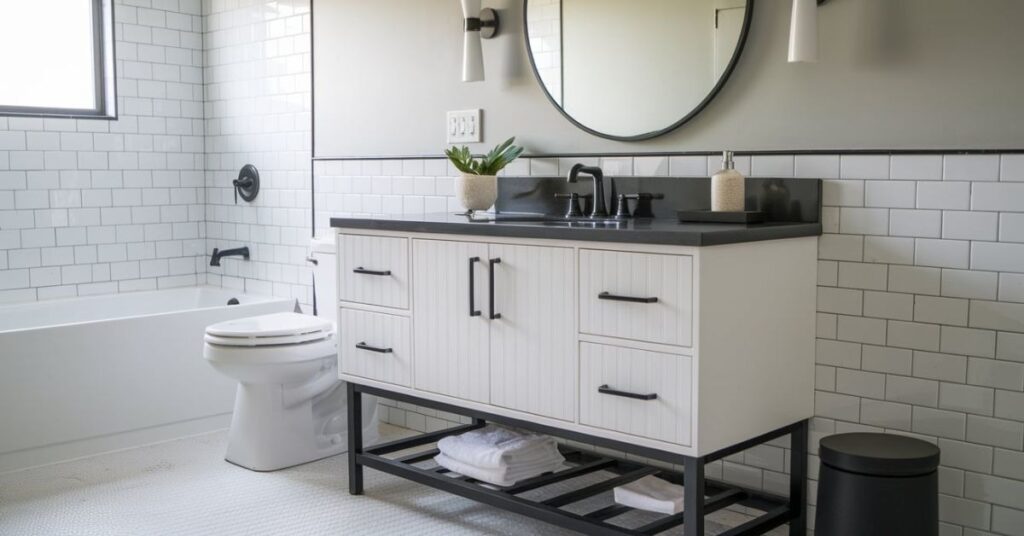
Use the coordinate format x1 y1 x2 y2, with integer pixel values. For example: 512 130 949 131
0 287 295 473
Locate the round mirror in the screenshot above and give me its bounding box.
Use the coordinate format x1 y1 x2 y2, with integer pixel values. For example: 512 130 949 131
524 0 753 141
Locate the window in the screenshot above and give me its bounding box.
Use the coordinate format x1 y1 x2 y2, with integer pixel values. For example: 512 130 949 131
0 0 116 119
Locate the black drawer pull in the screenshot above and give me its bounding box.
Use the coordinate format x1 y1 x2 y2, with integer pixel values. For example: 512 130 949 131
355 342 393 354
598 292 658 304
468 257 481 317
353 267 392 276
598 384 658 401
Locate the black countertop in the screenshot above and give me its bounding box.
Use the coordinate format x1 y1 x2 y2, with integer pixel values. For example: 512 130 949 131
330 213 822 247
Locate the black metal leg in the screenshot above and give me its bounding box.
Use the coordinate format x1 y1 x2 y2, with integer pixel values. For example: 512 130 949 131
684 456 705 536
789 419 809 536
347 382 364 495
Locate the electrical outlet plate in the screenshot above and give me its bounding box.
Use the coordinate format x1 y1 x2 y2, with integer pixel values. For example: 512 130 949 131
447 109 482 144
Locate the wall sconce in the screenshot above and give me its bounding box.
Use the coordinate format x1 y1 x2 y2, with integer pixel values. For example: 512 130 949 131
461 0 499 82
788 0 828 63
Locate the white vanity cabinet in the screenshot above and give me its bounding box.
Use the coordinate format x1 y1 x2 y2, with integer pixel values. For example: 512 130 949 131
336 229 817 457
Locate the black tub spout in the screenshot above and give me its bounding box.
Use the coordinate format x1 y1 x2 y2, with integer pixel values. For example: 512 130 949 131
210 246 250 267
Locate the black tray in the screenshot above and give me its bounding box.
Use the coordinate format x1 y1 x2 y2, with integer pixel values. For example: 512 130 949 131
678 210 765 224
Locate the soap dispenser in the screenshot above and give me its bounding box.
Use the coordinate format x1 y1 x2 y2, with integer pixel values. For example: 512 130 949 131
711 151 745 212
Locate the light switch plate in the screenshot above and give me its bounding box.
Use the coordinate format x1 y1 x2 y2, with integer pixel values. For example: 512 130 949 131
447 109 482 144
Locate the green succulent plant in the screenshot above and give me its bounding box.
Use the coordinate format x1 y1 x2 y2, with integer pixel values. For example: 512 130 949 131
445 137 524 176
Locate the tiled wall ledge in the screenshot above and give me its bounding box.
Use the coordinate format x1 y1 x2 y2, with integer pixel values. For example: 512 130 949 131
317 151 1024 535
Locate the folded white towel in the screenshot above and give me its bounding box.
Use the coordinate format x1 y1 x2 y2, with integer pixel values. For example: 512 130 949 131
437 425 563 470
613 475 685 515
434 452 564 487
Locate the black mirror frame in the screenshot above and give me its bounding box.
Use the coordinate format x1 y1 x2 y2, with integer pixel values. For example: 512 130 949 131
522 0 755 142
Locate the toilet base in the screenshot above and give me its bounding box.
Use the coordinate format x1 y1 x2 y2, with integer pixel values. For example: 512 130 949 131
224 380 379 472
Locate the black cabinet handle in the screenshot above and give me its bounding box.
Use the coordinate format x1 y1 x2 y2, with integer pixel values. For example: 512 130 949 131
353 267 391 276
355 342 393 354
488 258 501 320
598 292 658 304
598 384 658 401
468 257 481 317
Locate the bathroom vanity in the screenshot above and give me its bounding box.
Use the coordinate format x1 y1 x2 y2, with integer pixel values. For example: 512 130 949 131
331 177 820 536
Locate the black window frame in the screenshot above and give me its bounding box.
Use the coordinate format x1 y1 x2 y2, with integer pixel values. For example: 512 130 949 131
0 0 117 120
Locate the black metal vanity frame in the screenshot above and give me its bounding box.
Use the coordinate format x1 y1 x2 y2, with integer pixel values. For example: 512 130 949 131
346 383 808 536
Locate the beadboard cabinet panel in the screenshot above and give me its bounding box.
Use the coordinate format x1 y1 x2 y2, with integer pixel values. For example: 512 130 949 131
579 342 693 445
339 308 412 387
412 239 491 403
338 234 410 309
579 249 693 347
488 243 575 421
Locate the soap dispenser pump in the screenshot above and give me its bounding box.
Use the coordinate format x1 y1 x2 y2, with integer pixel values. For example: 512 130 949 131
711 151 745 212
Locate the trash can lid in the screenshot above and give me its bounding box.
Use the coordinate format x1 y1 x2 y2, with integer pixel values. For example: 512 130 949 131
819 433 940 477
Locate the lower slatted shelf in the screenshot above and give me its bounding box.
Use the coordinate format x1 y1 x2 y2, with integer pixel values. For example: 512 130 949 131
360 424 792 536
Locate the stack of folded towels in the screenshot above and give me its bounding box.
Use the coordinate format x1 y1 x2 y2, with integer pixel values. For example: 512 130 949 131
434 425 565 487
613 475 685 515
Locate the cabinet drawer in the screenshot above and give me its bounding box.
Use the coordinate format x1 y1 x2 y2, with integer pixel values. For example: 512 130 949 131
339 308 411 387
579 342 692 446
338 234 409 309
579 249 693 347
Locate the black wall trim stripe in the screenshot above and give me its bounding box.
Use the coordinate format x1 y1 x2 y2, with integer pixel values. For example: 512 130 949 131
312 149 1024 162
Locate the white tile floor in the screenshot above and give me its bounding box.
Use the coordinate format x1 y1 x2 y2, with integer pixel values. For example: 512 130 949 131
0 425 785 535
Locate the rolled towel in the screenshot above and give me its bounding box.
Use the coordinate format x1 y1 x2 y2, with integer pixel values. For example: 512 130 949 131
613 475 685 515
435 452 564 487
437 425 563 470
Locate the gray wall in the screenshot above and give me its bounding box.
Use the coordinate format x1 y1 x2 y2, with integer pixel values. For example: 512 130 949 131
314 0 1024 157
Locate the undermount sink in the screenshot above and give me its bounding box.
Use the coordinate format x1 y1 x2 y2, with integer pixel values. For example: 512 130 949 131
539 219 625 228
465 214 625 226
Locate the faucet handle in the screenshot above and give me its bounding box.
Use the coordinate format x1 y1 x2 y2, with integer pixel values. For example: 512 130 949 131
624 192 664 218
614 194 632 219
554 193 583 218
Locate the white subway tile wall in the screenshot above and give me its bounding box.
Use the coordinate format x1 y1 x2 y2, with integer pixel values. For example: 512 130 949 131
202 0 312 306
0 0 206 303
317 153 1024 535
0 3 1021 533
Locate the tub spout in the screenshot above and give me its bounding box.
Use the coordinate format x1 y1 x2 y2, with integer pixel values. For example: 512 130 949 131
210 246 249 267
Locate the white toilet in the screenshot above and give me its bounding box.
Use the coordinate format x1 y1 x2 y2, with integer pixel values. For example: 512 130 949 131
203 238 378 472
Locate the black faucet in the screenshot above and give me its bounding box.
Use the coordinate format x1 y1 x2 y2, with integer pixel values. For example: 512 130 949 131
210 246 250 267
567 163 607 218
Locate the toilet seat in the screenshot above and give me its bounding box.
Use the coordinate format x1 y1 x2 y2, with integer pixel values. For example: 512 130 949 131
205 312 333 347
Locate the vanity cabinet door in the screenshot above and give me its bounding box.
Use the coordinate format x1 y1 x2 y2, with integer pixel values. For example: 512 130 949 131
488 243 575 421
412 239 490 403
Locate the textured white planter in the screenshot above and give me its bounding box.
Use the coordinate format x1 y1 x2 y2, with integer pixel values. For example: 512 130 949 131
455 173 498 213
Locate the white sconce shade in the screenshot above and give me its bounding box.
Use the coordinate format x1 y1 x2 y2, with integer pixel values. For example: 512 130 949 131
461 0 498 82
463 24 484 80
788 0 819 63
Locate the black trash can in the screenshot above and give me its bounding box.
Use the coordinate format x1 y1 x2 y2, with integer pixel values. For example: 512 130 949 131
815 432 940 536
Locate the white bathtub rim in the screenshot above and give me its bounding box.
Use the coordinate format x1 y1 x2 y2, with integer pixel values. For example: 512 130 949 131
0 286 296 335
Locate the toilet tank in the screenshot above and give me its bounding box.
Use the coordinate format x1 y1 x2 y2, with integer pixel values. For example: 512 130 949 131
309 237 337 322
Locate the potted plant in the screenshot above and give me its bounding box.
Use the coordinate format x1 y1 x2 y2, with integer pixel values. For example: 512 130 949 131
445 137 524 214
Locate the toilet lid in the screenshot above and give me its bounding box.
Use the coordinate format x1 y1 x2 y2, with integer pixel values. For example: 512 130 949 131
205 312 333 347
